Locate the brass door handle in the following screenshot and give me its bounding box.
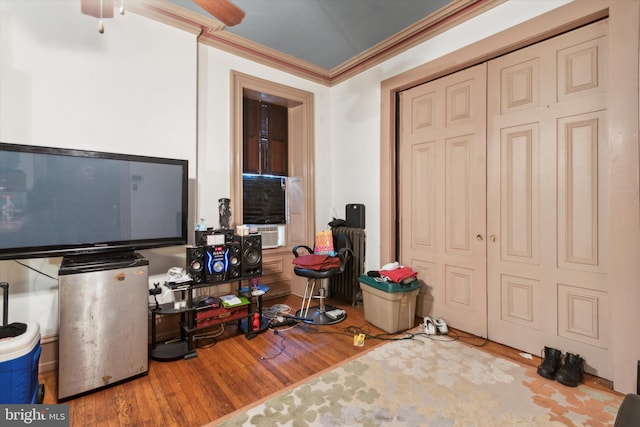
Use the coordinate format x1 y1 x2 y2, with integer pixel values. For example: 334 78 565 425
476 234 484 241
490 235 497 242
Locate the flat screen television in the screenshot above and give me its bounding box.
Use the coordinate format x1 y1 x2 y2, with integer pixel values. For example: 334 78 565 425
0 142 188 260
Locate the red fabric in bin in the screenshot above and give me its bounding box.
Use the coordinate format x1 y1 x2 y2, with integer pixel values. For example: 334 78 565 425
380 266 417 283
292 254 341 271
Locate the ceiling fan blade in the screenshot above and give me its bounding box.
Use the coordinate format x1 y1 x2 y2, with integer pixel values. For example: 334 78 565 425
81 0 115 19
193 0 246 26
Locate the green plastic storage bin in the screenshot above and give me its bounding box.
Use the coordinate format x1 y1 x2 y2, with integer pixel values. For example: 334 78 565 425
358 274 420 333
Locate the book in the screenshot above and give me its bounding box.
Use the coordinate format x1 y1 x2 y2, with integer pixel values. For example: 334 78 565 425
219 295 250 308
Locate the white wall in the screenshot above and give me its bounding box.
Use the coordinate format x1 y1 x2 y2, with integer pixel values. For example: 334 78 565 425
195 45 331 230
0 0 198 335
0 0 571 335
0 0 332 335
329 0 572 270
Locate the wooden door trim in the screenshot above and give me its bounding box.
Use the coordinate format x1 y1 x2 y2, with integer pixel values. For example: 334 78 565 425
230 70 315 257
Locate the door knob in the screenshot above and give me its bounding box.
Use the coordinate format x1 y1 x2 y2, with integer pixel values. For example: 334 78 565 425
490 235 497 242
476 234 484 241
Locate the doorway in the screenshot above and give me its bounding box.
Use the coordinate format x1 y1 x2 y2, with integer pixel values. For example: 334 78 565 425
381 5 637 380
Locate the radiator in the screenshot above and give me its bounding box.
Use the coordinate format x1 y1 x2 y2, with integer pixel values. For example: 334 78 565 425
330 226 366 306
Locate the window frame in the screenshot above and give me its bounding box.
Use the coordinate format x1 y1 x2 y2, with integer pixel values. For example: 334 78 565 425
230 71 315 249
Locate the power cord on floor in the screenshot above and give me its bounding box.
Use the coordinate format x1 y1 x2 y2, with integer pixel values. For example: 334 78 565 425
262 303 293 320
194 324 225 348
259 333 287 360
257 303 487 360
446 328 489 347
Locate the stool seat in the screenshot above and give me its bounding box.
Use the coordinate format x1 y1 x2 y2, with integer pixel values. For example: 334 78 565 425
292 230 353 325
293 267 342 279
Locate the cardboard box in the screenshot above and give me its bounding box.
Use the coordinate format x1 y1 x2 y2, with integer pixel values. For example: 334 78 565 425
358 275 420 333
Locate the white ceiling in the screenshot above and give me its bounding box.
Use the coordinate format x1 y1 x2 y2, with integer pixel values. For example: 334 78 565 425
168 0 452 70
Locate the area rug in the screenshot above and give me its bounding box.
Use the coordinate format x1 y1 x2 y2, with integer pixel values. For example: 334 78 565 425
211 334 623 426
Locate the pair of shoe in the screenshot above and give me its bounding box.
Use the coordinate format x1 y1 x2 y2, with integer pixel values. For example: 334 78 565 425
537 346 585 387
423 316 448 335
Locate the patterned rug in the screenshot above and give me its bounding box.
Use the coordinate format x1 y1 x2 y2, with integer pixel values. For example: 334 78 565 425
211 334 623 426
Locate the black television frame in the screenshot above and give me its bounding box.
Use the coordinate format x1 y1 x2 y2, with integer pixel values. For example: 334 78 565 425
0 142 188 260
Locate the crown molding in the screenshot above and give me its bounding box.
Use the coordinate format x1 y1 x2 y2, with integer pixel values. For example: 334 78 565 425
199 31 333 85
128 0 504 86
328 0 506 85
127 0 225 35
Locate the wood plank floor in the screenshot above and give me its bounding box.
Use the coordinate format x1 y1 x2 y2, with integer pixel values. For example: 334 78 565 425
39 294 619 427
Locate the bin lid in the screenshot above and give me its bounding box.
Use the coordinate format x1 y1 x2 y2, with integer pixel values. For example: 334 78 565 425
0 322 40 362
358 274 421 293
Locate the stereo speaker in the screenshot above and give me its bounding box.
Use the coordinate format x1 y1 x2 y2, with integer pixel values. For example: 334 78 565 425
345 203 365 229
186 246 205 284
227 241 242 280
240 234 262 277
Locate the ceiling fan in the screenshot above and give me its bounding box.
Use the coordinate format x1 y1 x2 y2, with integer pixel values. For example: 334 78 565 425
192 0 246 27
81 0 245 33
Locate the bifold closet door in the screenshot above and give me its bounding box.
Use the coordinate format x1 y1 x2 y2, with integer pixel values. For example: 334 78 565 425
398 63 488 337
486 19 611 378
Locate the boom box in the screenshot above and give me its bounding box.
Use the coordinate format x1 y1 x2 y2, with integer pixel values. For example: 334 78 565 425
195 229 211 246
240 234 262 278
204 241 242 284
186 246 205 284
195 228 234 246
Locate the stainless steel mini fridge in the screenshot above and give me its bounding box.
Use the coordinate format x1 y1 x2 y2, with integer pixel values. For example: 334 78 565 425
58 252 149 400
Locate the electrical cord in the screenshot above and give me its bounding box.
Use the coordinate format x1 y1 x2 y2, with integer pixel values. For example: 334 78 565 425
259 333 287 360
262 303 292 320
289 320 489 347
445 328 489 347
257 304 488 360
14 260 58 281
194 323 225 340
301 322 416 341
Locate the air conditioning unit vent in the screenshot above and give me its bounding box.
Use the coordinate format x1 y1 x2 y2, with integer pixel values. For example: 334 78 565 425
249 225 285 249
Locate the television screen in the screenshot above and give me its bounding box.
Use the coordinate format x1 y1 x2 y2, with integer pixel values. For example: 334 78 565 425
0 143 188 260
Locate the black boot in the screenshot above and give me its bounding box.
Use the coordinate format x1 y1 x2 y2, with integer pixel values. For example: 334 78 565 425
537 346 562 380
554 352 585 387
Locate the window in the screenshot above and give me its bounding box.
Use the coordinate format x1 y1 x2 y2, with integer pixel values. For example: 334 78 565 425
243 98 288 176
242 97 288 224
231 71 315 255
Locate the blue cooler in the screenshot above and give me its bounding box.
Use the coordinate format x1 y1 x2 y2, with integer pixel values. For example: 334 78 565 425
0 322 43 404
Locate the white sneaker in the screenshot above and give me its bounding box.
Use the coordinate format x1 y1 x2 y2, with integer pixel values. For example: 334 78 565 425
423 317 436 335
433 317 448 335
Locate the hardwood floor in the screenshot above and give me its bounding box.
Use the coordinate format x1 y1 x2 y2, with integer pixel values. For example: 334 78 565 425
39 294 619 427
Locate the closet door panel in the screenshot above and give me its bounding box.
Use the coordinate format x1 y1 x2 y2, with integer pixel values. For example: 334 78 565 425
487 20 610 379
399 64 487 337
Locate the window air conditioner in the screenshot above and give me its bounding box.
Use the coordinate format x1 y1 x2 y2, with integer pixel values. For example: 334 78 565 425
249 224 285 249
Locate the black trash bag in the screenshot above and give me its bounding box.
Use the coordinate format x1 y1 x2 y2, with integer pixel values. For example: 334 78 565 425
0 322 27 339
328 217 346 228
